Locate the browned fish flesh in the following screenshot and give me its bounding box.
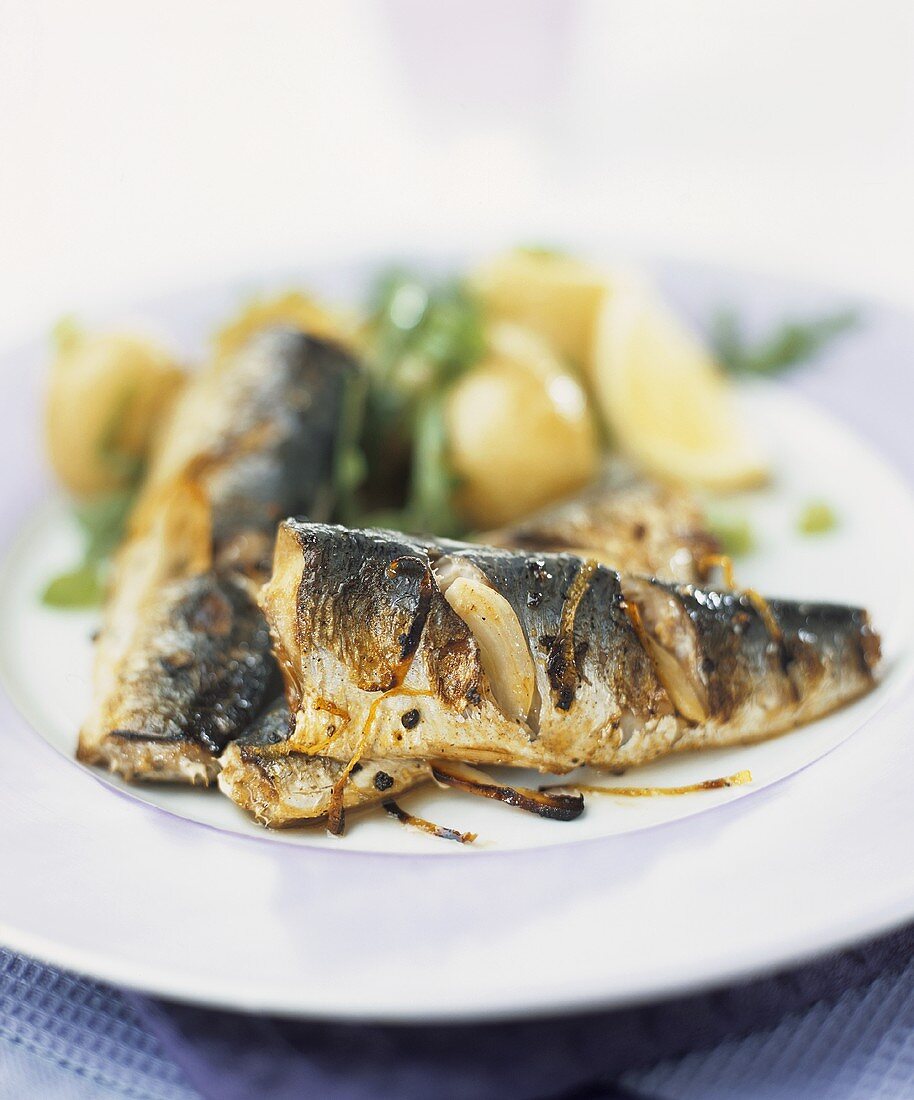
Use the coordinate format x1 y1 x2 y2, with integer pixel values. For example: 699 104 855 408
217 699 427 826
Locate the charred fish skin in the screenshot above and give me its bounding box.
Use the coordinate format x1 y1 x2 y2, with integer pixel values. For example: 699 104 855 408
217 699 428 828
79 572 272 781
263 522 881 775
621 579 880 760
79 330 360 782
205 330 359 574
676 589 880 729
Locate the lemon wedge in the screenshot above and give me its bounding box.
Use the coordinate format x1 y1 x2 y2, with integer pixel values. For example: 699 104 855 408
593 281 768 491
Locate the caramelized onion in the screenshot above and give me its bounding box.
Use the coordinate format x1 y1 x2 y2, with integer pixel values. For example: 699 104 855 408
699 552 737 590
640 633 709 723
431 759 584 821
437 571 536 723
383 800 477 844
699 554 784 644
621 580 709 723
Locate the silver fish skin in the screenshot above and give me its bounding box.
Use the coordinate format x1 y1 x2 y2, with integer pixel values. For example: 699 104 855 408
261 522 881 775
78 329 359 782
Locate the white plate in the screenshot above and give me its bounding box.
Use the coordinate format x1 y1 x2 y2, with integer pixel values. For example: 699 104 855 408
0 254 912 1019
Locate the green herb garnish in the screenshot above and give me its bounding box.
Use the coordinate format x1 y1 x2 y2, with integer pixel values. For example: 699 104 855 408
42 488 138 609
798 500 838 536
402 393 464 538
711 309 858 377
707 513 756 558
370 272 485 392
41 563 106 609
356 271 485 535
331 368 369 525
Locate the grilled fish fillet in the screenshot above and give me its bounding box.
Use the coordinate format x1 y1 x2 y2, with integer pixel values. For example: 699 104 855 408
219 475 721 825
485 464 718 583
78 329 358 782
260 522 880 775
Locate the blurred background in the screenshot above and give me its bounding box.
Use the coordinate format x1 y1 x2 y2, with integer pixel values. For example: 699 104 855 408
1 0 912 345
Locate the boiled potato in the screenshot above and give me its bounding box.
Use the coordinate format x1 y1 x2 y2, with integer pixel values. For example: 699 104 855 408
45 321 186 497
470 249 609 373
446 322 599 528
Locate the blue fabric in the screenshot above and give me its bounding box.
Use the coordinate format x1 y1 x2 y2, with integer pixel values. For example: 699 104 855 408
3 926 914 1099
0 950 195 1100
626 962 914 1099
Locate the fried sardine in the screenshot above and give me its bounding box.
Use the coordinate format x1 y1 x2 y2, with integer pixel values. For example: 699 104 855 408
78 329 357 783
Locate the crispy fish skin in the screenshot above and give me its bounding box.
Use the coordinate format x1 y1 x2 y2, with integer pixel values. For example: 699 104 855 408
78 330 358 782
485 465 718 583
96 573 271 782
218 700 428 826
262 522 880 775
139 328 359 577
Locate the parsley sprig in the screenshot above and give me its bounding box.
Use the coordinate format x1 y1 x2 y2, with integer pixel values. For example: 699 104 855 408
352 271 485 536
711 309 858 377
42 489 137 608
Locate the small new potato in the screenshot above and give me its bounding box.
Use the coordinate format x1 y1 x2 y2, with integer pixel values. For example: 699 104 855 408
45 323 186 497
470 249 609 372
446 323 600 528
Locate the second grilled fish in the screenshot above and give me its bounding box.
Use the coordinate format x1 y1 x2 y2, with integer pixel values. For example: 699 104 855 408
78 329 358 782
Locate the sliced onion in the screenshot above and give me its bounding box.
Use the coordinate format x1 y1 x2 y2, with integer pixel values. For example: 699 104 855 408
382 800 477 844
621 578 709 723
438 573 536 723
431 759 584 821
641 634 709 723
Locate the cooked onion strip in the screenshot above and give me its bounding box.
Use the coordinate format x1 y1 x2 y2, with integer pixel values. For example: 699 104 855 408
743 588 784 644
699 554 784 643
439 574 536 722
383 800 477 844
431 760 584 821
622 595 709 723
699 552 737 590
542 769 752 797
327 687 434 835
